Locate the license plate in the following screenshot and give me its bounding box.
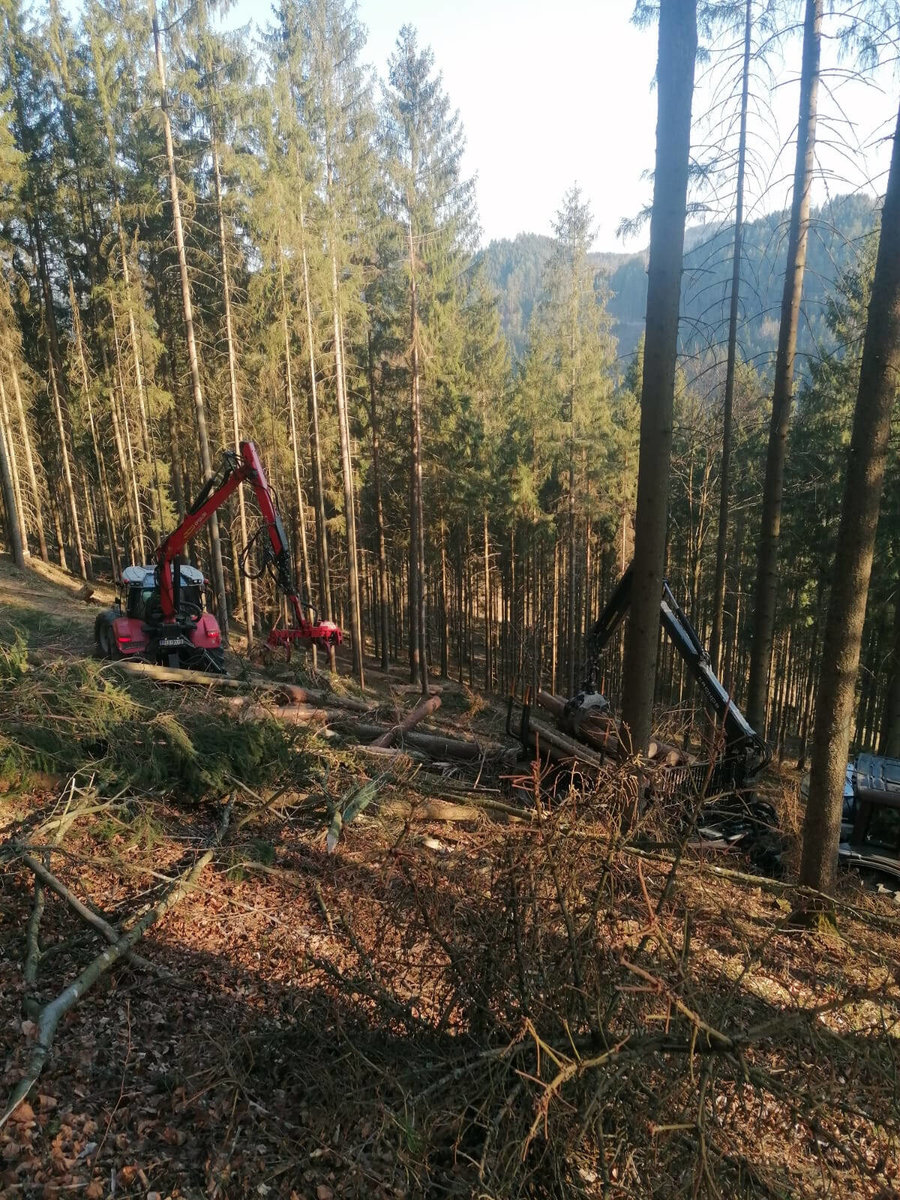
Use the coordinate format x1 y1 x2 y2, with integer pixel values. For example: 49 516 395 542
159 637 186 649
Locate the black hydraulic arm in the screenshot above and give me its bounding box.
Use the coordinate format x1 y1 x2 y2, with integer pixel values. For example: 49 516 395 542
583 565 770 771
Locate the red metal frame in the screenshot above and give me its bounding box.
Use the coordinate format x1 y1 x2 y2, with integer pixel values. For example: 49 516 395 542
155 442 342 651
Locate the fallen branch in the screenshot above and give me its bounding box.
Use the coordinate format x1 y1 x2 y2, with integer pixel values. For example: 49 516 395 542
0 846 215 1130
22 870 44 1017
19 852 157 974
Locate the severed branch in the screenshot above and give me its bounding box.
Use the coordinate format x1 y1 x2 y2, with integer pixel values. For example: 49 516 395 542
19 853 159 975
373 695 442 748
0 846 216 1131
22 870 45 1018
1 796 235 1130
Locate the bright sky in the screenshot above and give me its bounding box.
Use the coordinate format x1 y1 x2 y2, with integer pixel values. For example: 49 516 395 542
226 0 897 251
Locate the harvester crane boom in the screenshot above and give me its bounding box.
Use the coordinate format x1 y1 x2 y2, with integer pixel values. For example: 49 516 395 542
156 441 340 651
583 564 769 777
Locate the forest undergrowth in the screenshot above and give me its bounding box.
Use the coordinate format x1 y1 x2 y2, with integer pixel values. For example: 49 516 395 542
1 578 899 1199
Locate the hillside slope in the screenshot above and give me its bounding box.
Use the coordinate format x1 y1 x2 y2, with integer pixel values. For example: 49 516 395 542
2 558 899 1199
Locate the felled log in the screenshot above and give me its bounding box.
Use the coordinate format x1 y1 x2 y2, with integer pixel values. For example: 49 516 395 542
239 702 331 725
524 716 606 771
274 683 372 713
355 745 429 766
333 721 510 764
373 695 442 748
113 660 245 688
382 797 481 822
112 660 374 712
536 692 623 758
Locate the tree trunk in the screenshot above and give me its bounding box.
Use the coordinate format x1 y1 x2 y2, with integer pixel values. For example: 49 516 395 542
69 284 120 580
0 375 29 558
8 360 48 562
296 192 335 673
799 98 900 893
212 123 255 644
621 0 698 755
330 252 364 685
483 511 492 691
879 588 900 757
151 3 229 637
710 0 752 677
0 390 25 567
408 222 428 694
278 249 317 669
747 0 821 733
47 340 88 579
367 327 390 671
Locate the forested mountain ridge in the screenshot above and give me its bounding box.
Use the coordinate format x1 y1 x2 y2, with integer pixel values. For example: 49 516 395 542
480 192 877 365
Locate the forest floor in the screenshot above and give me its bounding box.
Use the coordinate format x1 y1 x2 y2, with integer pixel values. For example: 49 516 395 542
1 556 899 1200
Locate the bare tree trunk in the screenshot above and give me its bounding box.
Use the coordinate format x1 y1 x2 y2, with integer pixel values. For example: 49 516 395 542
70 283 120 580
330 251 364 685
278 252 316 668
710 0 752 677
151 3 229 637
47 338 88 579
0 375 29 557
298 192 335 672
440 515 450 678
879 588 900 757
0 389 25 567
621 0 697 754
747 0 821 733
799 98 900 894
408 221 428 694
487 508 494 696
367 328 390 671
110 305 145 561
8 360 48 562
213 126 255 644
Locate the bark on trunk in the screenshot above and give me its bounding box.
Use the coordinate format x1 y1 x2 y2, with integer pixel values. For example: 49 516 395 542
0 375 29 558
330 253 364 685
799 98 900 893
212 123 255 645
408 221 428 694
620 0 698 755
746 0 821 733
367 327 390 671
151 3 229 639
0 393 25 567
8 360 48 562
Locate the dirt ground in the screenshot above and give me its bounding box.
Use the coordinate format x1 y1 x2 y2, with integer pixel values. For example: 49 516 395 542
2 558 900 1200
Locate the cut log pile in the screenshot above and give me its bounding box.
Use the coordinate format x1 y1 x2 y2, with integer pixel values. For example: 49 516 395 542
528 691 692 770
111 660 516 781
110 661 694 784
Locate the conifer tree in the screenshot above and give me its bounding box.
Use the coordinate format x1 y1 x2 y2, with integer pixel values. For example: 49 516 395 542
383 24 477 692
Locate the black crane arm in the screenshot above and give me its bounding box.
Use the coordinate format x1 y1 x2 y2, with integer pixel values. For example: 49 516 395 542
583 565 770 776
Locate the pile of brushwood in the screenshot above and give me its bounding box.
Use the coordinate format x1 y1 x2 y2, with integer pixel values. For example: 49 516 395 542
2 629 900 1198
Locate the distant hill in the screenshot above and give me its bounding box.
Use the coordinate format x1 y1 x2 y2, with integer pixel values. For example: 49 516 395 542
478 193 878 371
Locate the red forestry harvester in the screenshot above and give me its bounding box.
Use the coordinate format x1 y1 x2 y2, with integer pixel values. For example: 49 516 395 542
95 441 342 672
